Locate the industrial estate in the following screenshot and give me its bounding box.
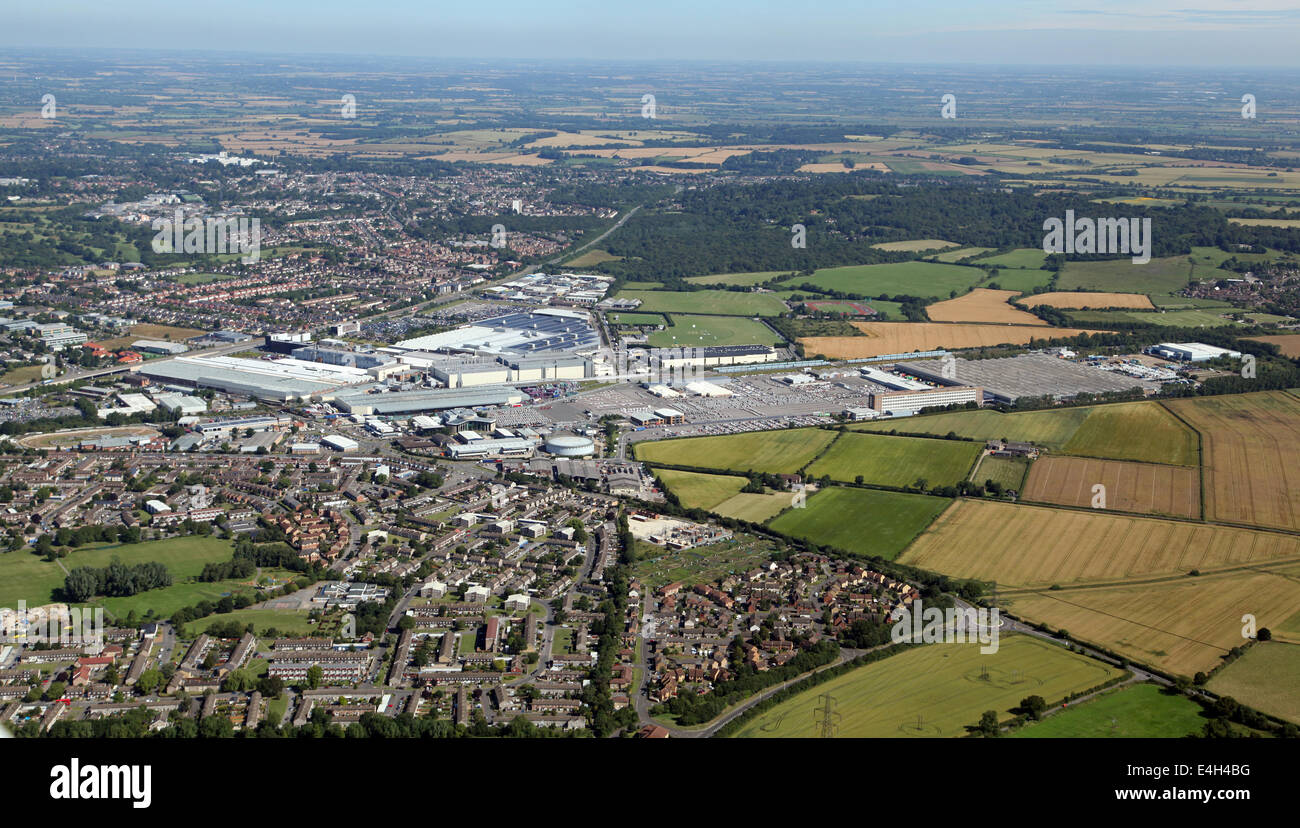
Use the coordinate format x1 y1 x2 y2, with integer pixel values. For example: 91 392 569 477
0 38 1297 762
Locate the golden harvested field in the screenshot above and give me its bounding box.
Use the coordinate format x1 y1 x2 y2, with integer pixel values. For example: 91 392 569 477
1003 565 1300 676
1022 456 1200 519
1165 392 1300 530
898 499 1300 588
798 162 891 173
871 239 958 252
1020 292 1156 310
1248 334 1300 358
925 289 1046 325
800 322 1099 359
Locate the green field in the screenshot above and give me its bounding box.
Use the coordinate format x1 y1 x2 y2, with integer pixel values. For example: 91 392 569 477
684 270 790 286
855 401 1197 466
1057 256 1220 297
933 246 995 263
765 487 950 559
778 261 986 299
646 315 781 347
614 289 788 317
1206 642 1300 724
0 536 236 607
974 455 1029 491
189 608 319 638
977 248 1050 269
607 312 666 326
655 469 748 510
1067 309 1237 328
98 566 300 620
1010 683 1206 738
731 635 1121 738
636 428 837 474
805 432 982 489
984 268 1053 293
712 491 795 523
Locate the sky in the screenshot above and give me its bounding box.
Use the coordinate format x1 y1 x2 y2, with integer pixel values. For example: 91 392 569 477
4 0 1300 66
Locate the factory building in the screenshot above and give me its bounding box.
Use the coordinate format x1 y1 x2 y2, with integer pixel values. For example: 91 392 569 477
132 339 189 355
869 385 983 416
332 386 524 416
322 435 359 453
654 344 778 369
291 344 396 373
1148 342 1243 363
139 355 372 402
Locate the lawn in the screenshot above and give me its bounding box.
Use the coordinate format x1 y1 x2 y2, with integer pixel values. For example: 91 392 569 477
646 315 782 348
614 289 787 317
1206 642 1300 724
189 608 318 637
636 427 838 475
778 261 985 299
765 486 950 560
731 635 1120 738
1010 683 1205 738
0 536 236 607
606 312 666 326
805 432 982 489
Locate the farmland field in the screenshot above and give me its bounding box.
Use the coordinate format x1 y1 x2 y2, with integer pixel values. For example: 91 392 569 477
731 635 1120 738
871 239 958 252
974 455 1028 492
801 321 1097 359
855 401 1197 466
645 315 780 347
1056 256 1218 296
684 270 790 286
1010 683 1205 738
899 499 1300 587
615 288 787 317
924 288 1046 325
713 491 796 523
1206 642 1300 724
1249 333 1300 358
1022 456 1200 519
933 246 994 262
765 486 950 559
1020 292 1155 310
635 427 837 475
655 469 748 510
982 268 1053 293
1166 391 1300 530
1001 564 1300 675
804 432 982 489
1067 309 1235 328
606 312 666 326
976 248 1049 269
778 261 986 299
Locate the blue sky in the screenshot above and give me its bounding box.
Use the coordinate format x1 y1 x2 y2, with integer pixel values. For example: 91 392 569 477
4 1 1300 65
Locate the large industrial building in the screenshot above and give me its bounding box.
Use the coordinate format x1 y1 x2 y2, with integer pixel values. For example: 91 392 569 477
332 385 525 416
1149 342 1243 363
138 355 382 402
655 344 778 369
394 309 599 356
859 365 983 416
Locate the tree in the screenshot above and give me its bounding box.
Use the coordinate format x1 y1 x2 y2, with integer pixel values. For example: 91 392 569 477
978 709 1000 737
306 664 323 690
1019 695 1048 720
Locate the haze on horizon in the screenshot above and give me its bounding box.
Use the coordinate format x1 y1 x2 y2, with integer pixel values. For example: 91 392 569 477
2 0 1300 68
